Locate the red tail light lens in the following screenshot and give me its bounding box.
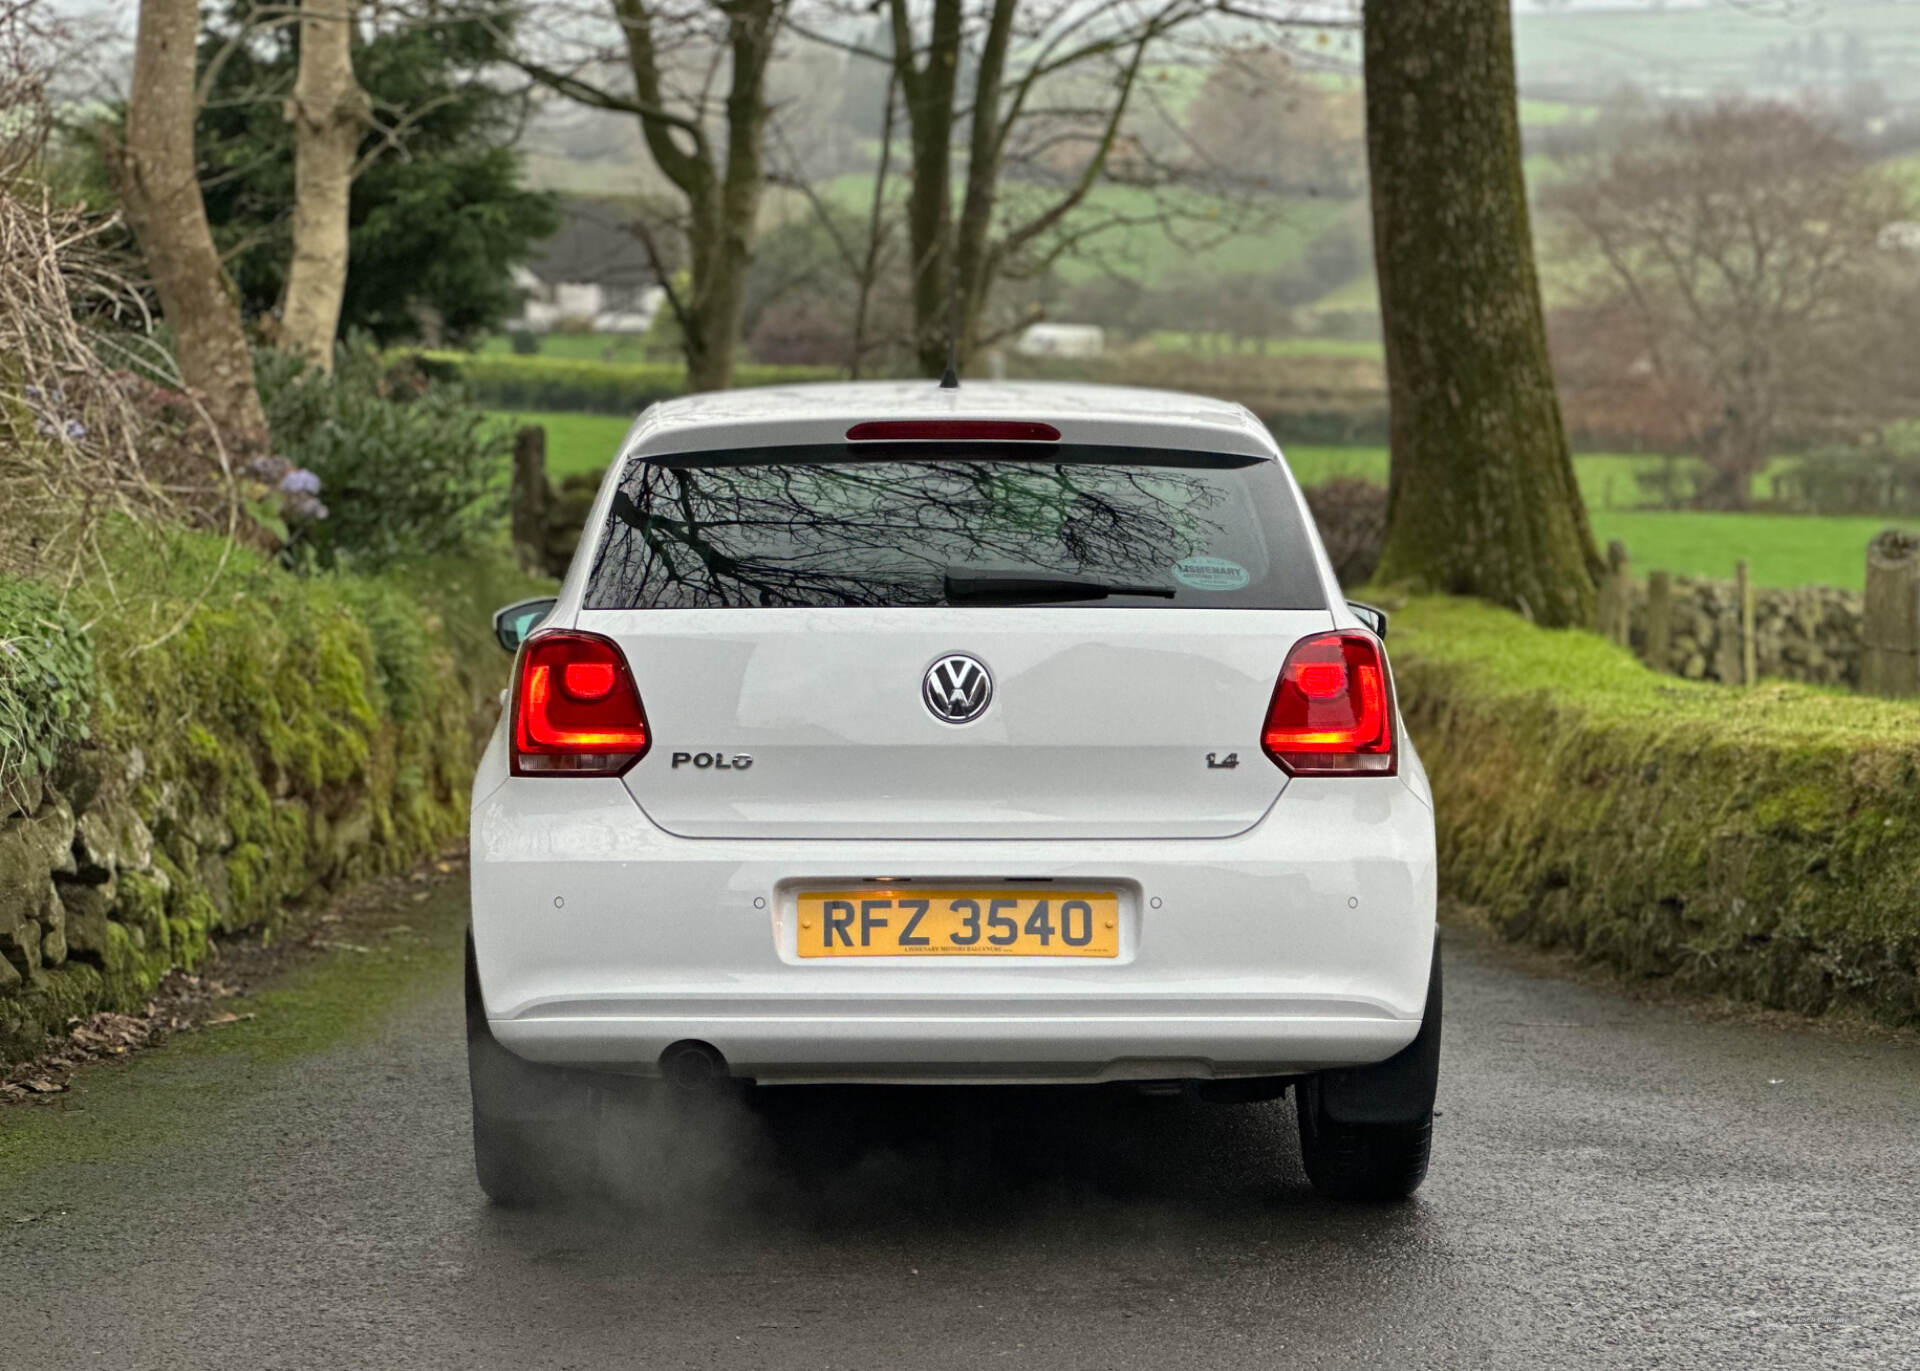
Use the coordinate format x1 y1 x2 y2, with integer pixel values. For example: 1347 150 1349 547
1262 631 1395 776
511 631 650 776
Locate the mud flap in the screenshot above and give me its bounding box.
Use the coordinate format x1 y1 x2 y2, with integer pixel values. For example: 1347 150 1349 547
466 931 598 1123
1315 937 1441 1126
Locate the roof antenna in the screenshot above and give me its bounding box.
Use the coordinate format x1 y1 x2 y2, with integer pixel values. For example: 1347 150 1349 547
938 257 961 389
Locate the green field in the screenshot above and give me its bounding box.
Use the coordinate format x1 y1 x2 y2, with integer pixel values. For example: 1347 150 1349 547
815 174 1356 285
1286 447 1894 588
489 410 633 477
1585 511 1900 593
493 420 1894 591
1285 445 1680 511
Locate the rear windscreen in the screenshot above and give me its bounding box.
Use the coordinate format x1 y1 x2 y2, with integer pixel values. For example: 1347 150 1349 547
583 444 1327 611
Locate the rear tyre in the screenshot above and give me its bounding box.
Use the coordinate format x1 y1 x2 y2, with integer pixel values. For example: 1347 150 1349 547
471 1099 578 1208
1294 939 1441 1202
1294 1086 1433 1201
466 933 597 1207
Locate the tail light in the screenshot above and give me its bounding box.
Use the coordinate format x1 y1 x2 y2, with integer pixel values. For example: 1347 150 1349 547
1262 630 1395 776
845 420 1060 442
511 631 650 777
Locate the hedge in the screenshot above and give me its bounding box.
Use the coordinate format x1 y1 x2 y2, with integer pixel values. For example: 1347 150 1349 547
399 348 1395 443
0 526 548 1060
1392 595 1920 1026
402 351 839 414
1010 352 1391 445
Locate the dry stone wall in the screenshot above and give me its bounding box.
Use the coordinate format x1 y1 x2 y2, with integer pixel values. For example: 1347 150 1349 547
1628 578 1865 688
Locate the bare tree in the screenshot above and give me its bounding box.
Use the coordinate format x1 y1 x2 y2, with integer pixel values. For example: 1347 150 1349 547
832 0 1300 377
116 0 270 454
1545 102 1914 508
1183 44 1365 198
280 0 371 372
1364 0 1599 627
506 0 788 392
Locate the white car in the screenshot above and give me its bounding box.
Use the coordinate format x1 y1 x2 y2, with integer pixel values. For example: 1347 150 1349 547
468 381 1439 1204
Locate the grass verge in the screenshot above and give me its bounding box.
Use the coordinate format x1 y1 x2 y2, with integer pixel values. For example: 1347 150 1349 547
1391 594 1920 1027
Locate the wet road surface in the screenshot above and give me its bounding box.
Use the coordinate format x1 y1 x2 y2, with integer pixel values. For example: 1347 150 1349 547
4 906 1918 1370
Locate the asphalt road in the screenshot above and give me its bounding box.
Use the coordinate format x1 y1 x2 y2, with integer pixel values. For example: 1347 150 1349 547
5 904 1919 1371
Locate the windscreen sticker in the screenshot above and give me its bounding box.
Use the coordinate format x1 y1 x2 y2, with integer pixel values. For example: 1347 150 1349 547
1171 556 1251 592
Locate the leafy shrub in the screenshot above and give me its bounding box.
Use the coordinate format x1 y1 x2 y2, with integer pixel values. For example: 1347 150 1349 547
398 351 838 414
0 577 94 791
508 329 541 356
747 292 853 366
1632 454 1716 511
256 341 509 568
1778 423 1920 515
1302 478 1387 588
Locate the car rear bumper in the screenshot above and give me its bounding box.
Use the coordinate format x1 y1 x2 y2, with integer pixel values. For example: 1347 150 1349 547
470 773 1436 1085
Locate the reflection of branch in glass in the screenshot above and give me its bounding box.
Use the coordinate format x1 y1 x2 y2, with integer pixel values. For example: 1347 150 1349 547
588 460 1233 609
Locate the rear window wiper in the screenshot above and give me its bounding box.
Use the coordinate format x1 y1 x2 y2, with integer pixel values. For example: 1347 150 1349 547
942 569 1177 605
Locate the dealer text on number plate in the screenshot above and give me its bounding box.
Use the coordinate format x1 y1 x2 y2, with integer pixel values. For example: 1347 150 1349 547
795 889 1120 958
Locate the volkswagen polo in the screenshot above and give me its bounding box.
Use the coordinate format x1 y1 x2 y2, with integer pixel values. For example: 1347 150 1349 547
467 380 1439 1204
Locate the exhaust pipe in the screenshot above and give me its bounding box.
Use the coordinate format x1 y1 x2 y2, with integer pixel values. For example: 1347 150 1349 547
659 1040 729 1091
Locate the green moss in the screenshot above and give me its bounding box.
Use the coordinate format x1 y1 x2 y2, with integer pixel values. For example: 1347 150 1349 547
1392 594 1920 1024
0 522 551 1061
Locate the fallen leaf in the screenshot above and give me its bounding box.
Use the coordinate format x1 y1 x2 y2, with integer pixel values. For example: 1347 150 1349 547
204 1012 256 1027
24 1079 62 1094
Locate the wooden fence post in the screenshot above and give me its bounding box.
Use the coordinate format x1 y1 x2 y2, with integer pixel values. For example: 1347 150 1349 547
1645 570 1672 673
1606 540 1632 646
1594 540 1631 646
1863 529 1920 697
1736 560 1756 685
511 425 550 574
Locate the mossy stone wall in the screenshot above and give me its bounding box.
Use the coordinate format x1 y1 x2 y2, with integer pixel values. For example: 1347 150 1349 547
0 539 546 1061
1393 595 1920 1025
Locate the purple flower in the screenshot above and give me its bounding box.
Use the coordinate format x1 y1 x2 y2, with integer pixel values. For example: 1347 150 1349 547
278 468 323 496
281 490 329 523
23 385 40 402
64 420 87 441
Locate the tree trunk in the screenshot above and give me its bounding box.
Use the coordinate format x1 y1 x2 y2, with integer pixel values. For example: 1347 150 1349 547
609 0 776 394
121 0 270 455
281 0 369 374
1363 0 1599 626
893 0 962 378
694 0 774 393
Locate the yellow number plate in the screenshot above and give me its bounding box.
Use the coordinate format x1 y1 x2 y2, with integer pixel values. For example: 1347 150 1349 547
796 889 1120 958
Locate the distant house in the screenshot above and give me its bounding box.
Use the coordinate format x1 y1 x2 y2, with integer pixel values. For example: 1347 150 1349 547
512 198 667 335
1015 323 1106 359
